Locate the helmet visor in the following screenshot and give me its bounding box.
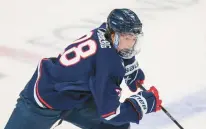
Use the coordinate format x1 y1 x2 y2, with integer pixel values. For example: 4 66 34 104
118 32 143 59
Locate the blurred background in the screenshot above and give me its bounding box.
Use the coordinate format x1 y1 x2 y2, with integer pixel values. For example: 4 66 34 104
0 0 206 128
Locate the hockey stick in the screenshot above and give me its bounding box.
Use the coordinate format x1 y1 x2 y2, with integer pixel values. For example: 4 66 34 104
137 83 184 129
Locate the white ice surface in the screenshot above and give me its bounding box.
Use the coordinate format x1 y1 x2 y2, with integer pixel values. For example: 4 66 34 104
0 0 206 129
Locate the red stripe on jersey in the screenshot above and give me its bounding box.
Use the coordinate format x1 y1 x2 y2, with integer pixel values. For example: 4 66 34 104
36 58 53 109
102 111 116 118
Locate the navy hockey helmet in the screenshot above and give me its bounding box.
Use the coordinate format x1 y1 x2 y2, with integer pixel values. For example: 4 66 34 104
106 8 143 59
107 8 142 35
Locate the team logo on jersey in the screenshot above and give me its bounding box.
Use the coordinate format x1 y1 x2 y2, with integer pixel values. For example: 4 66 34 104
97 30 111 48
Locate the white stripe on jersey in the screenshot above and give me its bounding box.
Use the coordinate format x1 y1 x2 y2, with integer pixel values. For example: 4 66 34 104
33 59 46 108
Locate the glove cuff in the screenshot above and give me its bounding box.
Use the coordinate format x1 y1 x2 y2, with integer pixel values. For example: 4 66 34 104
125 98 143 120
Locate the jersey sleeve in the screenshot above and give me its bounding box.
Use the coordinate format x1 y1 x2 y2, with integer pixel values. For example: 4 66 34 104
89 48 142 126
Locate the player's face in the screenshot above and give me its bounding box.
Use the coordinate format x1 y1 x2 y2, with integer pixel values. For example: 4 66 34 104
117 33 137 51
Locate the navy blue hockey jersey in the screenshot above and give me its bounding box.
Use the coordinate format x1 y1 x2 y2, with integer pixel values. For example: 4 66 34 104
26 23 140 125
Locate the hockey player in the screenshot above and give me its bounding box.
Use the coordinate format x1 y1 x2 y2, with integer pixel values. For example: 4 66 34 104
5 8 162 129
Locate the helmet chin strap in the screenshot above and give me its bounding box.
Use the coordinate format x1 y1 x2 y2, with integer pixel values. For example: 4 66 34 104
114 33 120 49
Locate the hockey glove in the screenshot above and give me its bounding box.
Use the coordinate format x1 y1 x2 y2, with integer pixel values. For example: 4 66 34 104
123 58 145 92
126 86 162 120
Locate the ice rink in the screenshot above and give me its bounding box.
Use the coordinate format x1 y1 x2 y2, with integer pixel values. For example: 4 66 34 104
0 0 206 128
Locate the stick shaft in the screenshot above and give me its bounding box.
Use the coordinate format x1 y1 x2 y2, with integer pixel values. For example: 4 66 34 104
138 85 184 129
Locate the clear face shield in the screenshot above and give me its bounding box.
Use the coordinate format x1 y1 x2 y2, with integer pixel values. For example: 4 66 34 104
114 32 143 59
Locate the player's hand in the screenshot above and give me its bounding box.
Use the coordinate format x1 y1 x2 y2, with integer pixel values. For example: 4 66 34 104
126 86 162 119
147 86 162 111
123 59 145 92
